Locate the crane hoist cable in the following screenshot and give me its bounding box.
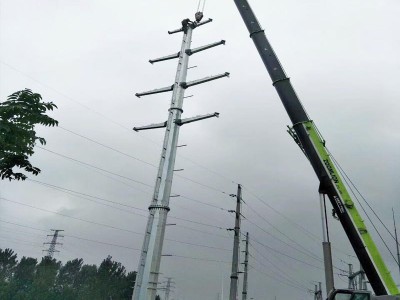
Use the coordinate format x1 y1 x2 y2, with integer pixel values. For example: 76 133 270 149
196 0 206 13
195 0 207 23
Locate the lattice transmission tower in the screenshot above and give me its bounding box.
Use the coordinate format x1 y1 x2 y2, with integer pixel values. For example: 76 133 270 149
43 229 64 258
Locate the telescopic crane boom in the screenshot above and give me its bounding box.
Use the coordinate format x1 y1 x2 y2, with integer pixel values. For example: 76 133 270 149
232 0 399 297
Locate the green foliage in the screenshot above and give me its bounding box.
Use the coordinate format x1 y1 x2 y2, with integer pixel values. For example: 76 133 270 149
0 89 58 181
0 249 136 300
0 248 18 298
10 256 37 299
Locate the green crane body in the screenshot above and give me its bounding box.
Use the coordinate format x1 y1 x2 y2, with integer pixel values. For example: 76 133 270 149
232 0 399 296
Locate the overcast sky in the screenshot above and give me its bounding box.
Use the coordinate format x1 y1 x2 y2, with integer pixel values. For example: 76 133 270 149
1 0 400 299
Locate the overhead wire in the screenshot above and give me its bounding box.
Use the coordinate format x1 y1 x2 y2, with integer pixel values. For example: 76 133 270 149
26 178 230 231
27 178 149 214
242 213 323 263
59 125 238 189
329 150 399 245
250 264 310 293
25 154 343 272
242 200 323 261
55 129 353 263
36 146 154 188
248 242 310 290
3 60 352 274
241 185 320 241
241 185 355 259
0 219 137 251
329 152 399 263
1 60 360 261
250 235 323 271
0 198 230 251
34 145 343 266
2 61 233 197
58 125 158 168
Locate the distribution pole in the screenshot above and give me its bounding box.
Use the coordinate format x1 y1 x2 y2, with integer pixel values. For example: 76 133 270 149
348 264 355 289
359 264 366 290
314 282 322 300
43 229 64 258
229 184 242 300
393 208 400 278
132 14 228 300
242 232 249 300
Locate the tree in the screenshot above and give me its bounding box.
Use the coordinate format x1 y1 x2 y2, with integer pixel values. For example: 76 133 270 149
96 255 128 299
0 89 58 181
0 249 137 299
0 248 18 298
10 256 38 299
75 264 100 300
28 256 61 300
55 258 83 300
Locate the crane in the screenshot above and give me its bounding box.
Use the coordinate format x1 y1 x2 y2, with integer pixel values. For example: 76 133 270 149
231 0 400 299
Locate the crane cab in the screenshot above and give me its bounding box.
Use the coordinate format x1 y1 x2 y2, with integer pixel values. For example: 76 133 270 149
327 289 371 300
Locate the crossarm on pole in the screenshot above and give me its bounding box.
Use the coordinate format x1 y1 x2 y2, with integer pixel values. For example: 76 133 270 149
135 85 174 98
133 121 167 132
175 112 219 125
180 72 229 89
149 52 180 64
185 40 225 56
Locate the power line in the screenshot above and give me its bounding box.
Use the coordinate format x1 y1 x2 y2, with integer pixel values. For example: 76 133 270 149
0 196 144 235
243 201 323 261
28 178 231 225
23 172 325 273
241 185 320 241
28 178 229 230
3 60 240 193
250 264 310 293
250 237 324 271
27 178 149 214
329 151 400 246
0 222 138 251
248 243 309 290
329 153 399 264
58 125 158 168
166 254 230 264
37 144 232 200
243 214 323 264
2 60 358 265
0 235 44 248
173 224 231 239
1 60 135 133
0 200 230 252
36 146 154 188
241 185 354 259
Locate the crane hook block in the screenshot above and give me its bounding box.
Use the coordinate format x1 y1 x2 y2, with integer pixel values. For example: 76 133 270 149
195 11 204 23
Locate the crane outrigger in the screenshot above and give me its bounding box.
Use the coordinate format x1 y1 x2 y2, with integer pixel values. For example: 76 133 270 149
232 0 400 299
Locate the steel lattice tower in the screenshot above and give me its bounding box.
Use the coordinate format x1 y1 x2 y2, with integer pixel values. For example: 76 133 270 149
43 229 64 258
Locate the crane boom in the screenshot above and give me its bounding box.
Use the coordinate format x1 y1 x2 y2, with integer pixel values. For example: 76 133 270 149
232 0 399 296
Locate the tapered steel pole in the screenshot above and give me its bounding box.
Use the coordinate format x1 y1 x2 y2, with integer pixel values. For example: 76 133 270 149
132 23 193 300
